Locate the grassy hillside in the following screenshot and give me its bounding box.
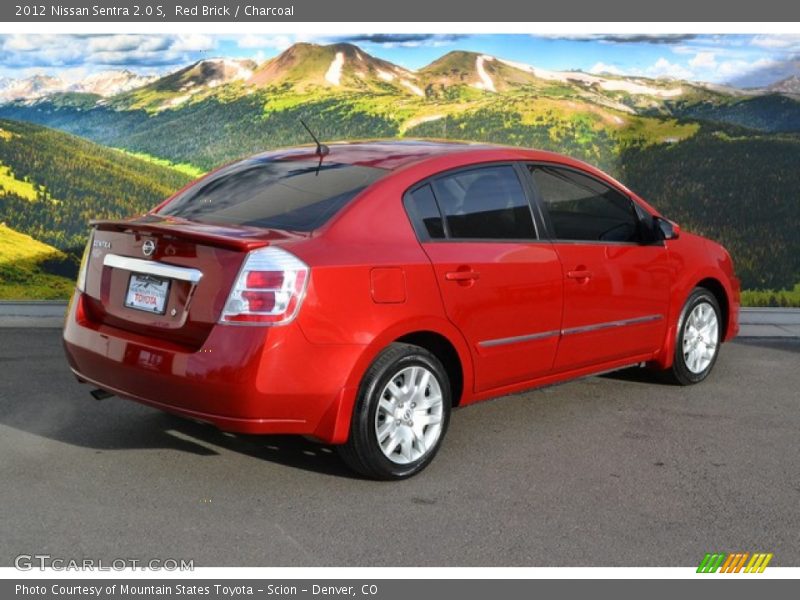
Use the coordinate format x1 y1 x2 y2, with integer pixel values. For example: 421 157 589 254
112 148 205 178
0 223 73 299
0 119 193 299
0 118 192 259
0 87 695 172
0 92 401 170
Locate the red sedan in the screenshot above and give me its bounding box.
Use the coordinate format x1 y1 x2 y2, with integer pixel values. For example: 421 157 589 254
63 141 740 479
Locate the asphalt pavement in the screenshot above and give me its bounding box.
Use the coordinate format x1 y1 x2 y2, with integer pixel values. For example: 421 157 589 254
1 329 798 567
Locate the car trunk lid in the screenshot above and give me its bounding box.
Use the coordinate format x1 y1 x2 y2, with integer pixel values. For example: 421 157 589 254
81 215 307 348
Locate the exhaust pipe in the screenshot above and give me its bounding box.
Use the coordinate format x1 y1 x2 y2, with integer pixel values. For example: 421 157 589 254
90 388 114 401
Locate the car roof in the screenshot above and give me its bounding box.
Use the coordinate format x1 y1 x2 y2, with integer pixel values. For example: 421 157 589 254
255 139 566 171
248 139 635 198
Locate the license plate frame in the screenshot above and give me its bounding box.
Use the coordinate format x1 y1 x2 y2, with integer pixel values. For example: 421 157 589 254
124 272 171 315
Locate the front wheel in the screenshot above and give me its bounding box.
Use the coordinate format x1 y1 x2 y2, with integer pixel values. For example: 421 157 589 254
667 287 722 385
338 343 451 480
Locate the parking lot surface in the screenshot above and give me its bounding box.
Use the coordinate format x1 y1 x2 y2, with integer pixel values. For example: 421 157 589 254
1 330 798 567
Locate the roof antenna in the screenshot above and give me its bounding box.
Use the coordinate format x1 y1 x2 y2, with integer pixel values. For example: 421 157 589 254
300 119 329 176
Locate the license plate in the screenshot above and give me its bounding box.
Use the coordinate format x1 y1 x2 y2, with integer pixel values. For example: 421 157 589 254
124 273 170 315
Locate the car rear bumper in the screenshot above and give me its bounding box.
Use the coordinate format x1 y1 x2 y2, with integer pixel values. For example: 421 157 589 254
63 292 364 441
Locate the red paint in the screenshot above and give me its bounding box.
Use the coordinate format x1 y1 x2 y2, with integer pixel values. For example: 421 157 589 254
63 141 740 444
370 268 407 304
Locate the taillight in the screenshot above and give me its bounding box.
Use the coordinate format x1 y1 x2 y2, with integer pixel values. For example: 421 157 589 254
220 247 309 326
76 230 94 293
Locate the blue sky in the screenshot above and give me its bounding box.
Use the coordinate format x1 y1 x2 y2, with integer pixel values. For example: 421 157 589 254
1 33 798 87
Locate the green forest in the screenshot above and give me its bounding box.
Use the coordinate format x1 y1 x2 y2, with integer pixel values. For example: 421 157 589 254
0 119 191 296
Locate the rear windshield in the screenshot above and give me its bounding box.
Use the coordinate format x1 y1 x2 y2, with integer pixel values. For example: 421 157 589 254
157 158 388 231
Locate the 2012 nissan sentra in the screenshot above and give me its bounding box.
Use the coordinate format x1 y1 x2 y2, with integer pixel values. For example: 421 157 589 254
63 140 740 479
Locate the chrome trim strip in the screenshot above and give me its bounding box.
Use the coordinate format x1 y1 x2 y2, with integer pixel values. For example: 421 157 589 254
478 329 561 348
561 314 663 336
103 253 203 284
478 314 664 348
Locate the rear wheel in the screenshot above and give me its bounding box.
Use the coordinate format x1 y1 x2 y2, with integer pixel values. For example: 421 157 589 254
338 343 451 480
666 287 722 385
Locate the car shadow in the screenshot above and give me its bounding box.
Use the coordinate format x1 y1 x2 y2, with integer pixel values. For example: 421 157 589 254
0 328 369 478
601 337 800 385
599 365 676 385
48 403 362 478
157 413 361 479
53 408 359 479
1 386 359 479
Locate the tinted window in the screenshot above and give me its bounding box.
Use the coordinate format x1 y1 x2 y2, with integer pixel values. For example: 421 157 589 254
529 166 640 242
158 158 387 231
405 184 445 239
433 165 536 240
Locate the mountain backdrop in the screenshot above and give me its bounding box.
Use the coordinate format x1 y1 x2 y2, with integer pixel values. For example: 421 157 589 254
1 42 799 300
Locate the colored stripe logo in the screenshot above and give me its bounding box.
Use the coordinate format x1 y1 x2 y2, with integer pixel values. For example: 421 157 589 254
697 552 773 573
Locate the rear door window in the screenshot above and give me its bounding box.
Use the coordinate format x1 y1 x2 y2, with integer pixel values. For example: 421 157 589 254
431 165 536 240
158 158 387 231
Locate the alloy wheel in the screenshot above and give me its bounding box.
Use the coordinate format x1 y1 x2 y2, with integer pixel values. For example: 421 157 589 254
682 301 720 374
374 365 444 464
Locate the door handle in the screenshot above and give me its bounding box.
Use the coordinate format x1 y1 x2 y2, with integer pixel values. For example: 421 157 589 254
445 270 480 282
567 269 592 280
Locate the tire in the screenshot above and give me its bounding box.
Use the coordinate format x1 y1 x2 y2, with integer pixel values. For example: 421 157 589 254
337 343 451 480
666 287 722 385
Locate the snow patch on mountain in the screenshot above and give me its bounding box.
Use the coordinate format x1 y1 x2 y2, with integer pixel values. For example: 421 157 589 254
401 80 425 97
218 59 254 81
600 78 683 97
395 66 417 79
498 58 683 97
325 52 345 86
474 55 496 92
161 94 191 109
71 70 155 96
0 75 65 103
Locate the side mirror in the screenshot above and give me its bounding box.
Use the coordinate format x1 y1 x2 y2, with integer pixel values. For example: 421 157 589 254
655 217 680 241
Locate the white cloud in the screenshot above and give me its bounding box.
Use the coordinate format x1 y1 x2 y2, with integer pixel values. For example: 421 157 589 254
689 52 717 70
645 57 693 80
717 57 777 79
535 34 696 44
237 35 293 50
171 34 216 53
52 66 91 84
0 34 217 70
3 35 40 52
589 62 624 75
750 35 800 50
671 45 695 56
1 36 83 67
87 35 166 53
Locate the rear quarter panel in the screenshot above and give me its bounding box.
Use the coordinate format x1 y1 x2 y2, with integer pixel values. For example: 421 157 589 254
284 173 478 442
